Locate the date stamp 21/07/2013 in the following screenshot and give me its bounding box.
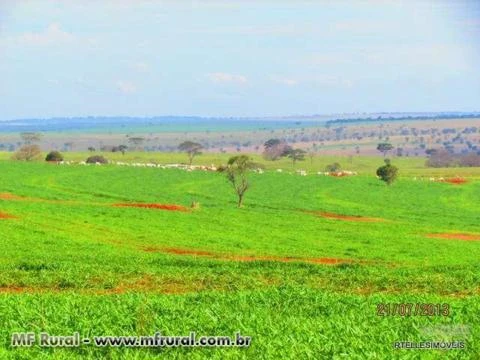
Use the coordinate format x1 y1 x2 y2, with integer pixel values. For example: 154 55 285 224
377 303 450 317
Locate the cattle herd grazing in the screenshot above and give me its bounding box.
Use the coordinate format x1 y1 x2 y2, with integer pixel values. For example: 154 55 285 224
52 160 363 177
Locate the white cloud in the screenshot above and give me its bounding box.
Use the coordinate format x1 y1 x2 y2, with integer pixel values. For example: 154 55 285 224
116 80 137 94
270 76 298 86
131 62 150 73
270 74 353 89
311 75 355 89
16 23 75 46
207 72 247 85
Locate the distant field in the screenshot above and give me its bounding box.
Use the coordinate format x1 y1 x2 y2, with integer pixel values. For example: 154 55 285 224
1 151 480 178
1 116 478 156
0 160 479 358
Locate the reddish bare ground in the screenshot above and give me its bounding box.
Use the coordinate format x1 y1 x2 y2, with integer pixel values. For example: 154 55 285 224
101 275 193 295
0 286 29 293
143 246 359 266
427 233 480 241
0 286 56 294
113 203 189 212
144 247 215 256
0 283 191 295
443 177 468 185
309 257 353 265
0 193 25 200
306 210 384 222
0 212 17 219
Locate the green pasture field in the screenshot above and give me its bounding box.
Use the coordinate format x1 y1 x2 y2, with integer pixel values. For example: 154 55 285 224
0 158 479 359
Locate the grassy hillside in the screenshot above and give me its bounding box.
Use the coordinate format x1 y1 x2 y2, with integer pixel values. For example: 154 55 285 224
0 161 479 358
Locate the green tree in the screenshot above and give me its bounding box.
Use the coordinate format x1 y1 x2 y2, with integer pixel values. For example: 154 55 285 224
45 151 64 162
376 159 398 185
128 137 145 151
20 132 42 145
286 148 306 166
325 162 341 172
263 138 291 160
118 145 128 155
178 141 203 165
218 155 258 207
377 143 393 157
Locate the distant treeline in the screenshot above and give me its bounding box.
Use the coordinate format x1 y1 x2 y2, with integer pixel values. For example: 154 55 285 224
326 114 480 126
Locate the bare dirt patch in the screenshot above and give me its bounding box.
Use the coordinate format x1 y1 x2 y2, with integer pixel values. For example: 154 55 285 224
442 177 468 185
143 246 360 266
0 286 29 294
113 203 189 212
427 233 480 241
145 247 215 256
0 193 25 200
309 257 353 265
0 286 57 294
0 212 17 219
306 210 384 222
104 275 193 295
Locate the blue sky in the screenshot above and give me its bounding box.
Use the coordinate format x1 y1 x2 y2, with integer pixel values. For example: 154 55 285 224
0 0 479 120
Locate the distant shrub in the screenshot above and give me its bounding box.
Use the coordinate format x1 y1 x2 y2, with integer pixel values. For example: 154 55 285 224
425 150 456 168
325 162 342 172
12 145 42 161
376 159 398 185
86 155 108 164
459 153 480 167
45 151 64 162
191 201 200 209
425 151 480 168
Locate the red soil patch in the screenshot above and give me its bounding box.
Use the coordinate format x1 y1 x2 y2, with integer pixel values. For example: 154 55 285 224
0 193 25 200
0 212 17 219
113 203 189 212
309 257 353 265
436 177 468 185
104 275 191 295
160 247 215 256
0 286 57 294
307 211 384 222
427 233 480 241
232 255 353 265
144 246 359 266
230 255 295 263
0 286 28 294
444 177 468 185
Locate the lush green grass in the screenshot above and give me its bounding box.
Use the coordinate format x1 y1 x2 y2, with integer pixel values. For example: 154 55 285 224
0 160 479 358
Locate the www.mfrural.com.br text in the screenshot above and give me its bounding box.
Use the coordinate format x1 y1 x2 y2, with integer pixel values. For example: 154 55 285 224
11 332 251 348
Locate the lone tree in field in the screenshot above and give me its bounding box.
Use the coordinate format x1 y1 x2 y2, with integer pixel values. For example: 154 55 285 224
376 142 394 157
376 159 398 185
12 145 42 161
218 155 257 207
118 144 128 155
325 162 341 172
178 141 203 165
20 132 42 145
86 155 108 164
262 138 291 160
307 148 316 165
127 137 145 151
45 151 64 162
286 148 306 166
